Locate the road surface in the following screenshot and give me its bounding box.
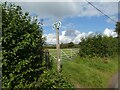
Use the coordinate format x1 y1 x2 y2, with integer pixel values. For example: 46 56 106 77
108 72 119 89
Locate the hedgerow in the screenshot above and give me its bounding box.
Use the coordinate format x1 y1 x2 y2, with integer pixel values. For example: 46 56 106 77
2 2 45 88
79 34 118 58
2 2 72 88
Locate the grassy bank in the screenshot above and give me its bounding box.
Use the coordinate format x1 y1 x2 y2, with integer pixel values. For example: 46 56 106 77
62 55 118 88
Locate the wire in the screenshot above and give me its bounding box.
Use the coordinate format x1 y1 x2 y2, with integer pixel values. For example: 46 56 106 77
85 0 117 23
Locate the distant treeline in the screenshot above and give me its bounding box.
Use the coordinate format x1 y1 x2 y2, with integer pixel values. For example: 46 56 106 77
44 42 79 49
79 34 119 58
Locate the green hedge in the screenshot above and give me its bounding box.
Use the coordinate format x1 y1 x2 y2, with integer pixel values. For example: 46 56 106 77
32 69 73 88
2 3 45 88
2 2 73 88
79 34 118 58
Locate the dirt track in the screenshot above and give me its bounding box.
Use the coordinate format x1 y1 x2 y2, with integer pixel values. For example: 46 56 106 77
108 72 119 88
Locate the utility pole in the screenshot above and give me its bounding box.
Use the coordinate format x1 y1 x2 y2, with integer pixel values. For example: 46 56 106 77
52 21 61 73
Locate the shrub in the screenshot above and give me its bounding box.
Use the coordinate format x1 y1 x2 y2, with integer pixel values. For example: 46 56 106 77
79 34 118 58
2 3 45 88
2 2 73 88
32 69 73 88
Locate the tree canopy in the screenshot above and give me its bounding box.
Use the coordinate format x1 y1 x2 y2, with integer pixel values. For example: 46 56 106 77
2 2 45 88
1 2 72 88
79 34 118 58
115 22 120 38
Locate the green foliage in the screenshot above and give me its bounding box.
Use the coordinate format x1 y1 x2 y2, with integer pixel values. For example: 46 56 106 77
115 22 120 57
115 22 120 38
44 42 79 49
2 3 45 88
62 55 118 88
60 43 79 49
60 43 68 48
29 53 73 88
2 2 73 88
0 3 1 84
68 42 74 48
0 4 1 40
32 69 73 88
79 34 118 57
44 44 56 49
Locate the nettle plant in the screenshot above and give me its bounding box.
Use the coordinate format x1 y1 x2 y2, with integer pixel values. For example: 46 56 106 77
79 34 118 58
2 3 45 88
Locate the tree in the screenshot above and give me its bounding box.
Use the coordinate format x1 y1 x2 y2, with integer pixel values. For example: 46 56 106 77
68 42 74 48
2 3 45 88
115 22 120 38
115 22 120 55
79 34 118 58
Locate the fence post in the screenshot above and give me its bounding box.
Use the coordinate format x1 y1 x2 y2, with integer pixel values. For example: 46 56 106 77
44 49 50 69
61 49 62 61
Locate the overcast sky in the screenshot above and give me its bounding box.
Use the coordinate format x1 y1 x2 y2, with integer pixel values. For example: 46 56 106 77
2 0 119 44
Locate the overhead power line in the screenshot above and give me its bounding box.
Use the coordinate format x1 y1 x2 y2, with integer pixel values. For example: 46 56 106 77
85 0 117 23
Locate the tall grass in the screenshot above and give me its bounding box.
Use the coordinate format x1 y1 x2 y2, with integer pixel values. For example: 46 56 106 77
49 48 118 88
62 55 118 88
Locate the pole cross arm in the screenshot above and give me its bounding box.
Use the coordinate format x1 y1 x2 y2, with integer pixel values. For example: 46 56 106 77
52 21 61 30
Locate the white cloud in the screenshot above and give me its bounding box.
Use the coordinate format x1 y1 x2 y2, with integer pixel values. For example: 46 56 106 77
6 2 117 27
44 28 117 44
60 35 71 44
103 28 117 37
10 2 117 18
44 30 94 44
2 0 119 2
44 33 56 44
73 32 87 43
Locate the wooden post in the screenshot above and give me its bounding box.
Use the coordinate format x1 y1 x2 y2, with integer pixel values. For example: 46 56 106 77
45 49 50 68
56 27 61 73
52 21 62 74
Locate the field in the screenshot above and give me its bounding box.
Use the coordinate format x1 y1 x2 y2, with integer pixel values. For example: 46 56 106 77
49 48 118 88
49 48 79 62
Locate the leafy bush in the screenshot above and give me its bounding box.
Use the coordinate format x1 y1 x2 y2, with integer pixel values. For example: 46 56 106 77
2 3 45 88
32 69 73 88
79 34 118 58
2 2 73 88
32 56 73 89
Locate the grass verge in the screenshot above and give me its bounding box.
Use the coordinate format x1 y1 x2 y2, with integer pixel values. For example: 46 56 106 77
62 55 118 88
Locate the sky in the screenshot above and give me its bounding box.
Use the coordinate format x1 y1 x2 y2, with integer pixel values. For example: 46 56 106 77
3 0 119 44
